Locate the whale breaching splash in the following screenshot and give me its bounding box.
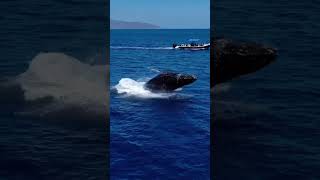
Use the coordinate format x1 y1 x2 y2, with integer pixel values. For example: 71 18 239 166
113 72 197 99
0 52 108 119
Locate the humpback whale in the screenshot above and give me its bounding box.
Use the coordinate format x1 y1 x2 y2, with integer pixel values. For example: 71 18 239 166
145 72 197 92
143 39 276 92
212 38 277 87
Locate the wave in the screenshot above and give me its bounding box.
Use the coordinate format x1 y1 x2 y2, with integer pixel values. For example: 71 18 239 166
147 67 161 73
113 78 176 99
188 39 200 41
110 46 173 50
1 52 109 119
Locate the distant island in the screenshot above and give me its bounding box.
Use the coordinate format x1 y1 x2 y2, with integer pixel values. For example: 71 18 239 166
111 19 160 29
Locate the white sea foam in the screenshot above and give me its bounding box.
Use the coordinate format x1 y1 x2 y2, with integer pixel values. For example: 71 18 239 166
114 78 175 99
15 52 108 114
147 67 161 73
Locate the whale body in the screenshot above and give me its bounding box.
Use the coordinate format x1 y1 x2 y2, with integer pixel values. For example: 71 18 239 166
145 72 197 92
212 38 277 87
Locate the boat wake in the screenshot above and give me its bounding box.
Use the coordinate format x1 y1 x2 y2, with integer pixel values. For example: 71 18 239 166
113 78 177 99
0 53 108 119
110 46 173 50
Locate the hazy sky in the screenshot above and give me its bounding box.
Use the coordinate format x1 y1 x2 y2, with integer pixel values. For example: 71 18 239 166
111 0 210 29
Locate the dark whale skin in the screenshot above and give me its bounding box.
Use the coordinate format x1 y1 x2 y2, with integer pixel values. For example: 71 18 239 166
145 72 197 92
212 38 277 87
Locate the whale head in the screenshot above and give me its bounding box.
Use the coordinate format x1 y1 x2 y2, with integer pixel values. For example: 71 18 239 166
145 72 197 92
177 73 197 87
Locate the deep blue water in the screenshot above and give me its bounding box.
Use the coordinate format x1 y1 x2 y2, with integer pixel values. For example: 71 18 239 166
110 29 210 179
0 0 108 179
1 0 319 179
213 0 320 179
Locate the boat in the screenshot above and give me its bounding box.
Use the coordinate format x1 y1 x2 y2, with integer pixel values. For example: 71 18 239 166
172 42 210 50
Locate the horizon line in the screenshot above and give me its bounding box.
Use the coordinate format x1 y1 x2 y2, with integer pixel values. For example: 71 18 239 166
110 28 210 30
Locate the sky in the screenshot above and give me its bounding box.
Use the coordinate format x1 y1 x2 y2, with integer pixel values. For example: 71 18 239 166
111 0 210 29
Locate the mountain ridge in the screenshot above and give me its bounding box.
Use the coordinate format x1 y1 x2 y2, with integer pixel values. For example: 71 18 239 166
111 19 160 29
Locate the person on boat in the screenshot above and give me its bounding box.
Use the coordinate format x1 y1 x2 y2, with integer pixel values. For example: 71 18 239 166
172 43 177 48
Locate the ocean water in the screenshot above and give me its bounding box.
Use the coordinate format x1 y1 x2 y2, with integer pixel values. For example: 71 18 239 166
213 0 320 179
0 0 108 179
110 29 210 179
